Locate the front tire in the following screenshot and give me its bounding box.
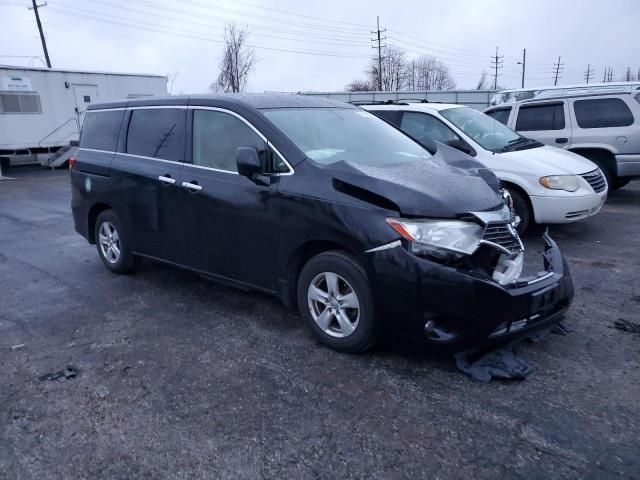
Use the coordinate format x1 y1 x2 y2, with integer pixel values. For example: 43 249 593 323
297 250 377 353
94 210 135 274
509 189 532 235
0 157 9 174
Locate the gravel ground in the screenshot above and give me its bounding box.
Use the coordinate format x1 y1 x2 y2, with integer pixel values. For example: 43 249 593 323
1 167 639 479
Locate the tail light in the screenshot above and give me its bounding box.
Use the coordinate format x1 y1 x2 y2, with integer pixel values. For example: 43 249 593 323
68 156 77 169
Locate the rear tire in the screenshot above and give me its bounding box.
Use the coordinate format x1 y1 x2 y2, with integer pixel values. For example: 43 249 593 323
509 189 532 235
612 178 631 190
297 250 377 353
0 157 10 174
94 210 135 274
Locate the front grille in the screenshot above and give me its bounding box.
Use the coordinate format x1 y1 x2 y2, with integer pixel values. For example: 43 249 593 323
481 223 523 255
580 168 607 193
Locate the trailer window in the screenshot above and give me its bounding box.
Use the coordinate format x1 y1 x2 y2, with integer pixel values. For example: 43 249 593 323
0 93 42 114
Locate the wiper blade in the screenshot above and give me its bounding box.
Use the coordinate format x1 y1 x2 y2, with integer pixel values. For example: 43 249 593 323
502 137 530 152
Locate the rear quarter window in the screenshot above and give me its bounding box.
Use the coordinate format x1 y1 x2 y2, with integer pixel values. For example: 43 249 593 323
515 103 565 131
80 110 124 151
573 98 635 128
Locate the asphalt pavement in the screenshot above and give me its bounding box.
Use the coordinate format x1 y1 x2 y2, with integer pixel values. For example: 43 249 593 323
1 166 639 479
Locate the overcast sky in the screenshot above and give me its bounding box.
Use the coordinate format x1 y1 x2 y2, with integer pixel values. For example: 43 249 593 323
1 0 638 93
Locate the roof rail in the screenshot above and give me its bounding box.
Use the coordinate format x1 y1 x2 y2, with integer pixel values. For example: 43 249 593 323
348 100 404 106
397 98 430 103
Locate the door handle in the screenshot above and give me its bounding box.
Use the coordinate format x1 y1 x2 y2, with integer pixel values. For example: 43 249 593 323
158 175 176 185
182 181 203 192
555 137 568 144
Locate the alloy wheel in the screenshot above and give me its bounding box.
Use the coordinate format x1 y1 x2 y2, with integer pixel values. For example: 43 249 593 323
307 272 360 338
98 221 121 264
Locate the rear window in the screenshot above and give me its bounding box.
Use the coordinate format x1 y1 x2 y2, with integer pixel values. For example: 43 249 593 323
80 110 124 151
516 103 565 131
126 108 185 160
485 108 511 126
573 98 635 128
370 109 402 126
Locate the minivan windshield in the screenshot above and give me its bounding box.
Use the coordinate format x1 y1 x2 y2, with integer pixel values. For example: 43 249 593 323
441 107 538 153
262 107 431 166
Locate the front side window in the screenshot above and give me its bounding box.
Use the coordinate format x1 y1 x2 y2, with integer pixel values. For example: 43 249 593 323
440 107 523 153
573 98 635 128
262 107 430 167
192 110 289 173
80 110 124 151
515 103 565 131
0 93 42 114
400 111 461 146
485 107 511 126
126 108 185 161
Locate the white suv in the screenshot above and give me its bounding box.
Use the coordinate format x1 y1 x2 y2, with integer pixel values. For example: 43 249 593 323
485 84 640 190
363 101 607 233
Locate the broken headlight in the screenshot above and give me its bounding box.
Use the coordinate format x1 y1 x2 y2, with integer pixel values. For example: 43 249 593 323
386 218 483 258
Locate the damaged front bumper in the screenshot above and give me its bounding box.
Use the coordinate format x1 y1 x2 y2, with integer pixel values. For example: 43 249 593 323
368 231 574 351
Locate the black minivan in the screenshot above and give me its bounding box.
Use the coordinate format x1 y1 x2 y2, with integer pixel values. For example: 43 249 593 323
70 94 574 353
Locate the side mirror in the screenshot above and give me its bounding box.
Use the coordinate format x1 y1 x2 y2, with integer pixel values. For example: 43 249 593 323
446 139 473 155
236 147 262 178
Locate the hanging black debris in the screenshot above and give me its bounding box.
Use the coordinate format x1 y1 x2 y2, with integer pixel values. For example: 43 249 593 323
38 366 79 382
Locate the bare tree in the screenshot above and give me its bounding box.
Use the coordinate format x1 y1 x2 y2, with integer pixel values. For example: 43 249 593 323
413 55 456 90
476 71 488 90
368 46 409 91
211 24 256 93
346 79 373 92
347 49 456 92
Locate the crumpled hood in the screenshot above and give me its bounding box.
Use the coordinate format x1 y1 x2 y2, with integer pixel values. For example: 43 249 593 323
500 145 598 175
324 144 505 218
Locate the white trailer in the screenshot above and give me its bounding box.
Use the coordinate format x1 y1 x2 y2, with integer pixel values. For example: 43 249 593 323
0 65 167 172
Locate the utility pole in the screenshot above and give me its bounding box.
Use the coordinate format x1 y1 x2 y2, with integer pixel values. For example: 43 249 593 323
516 48 526 88
553 56 564 86
603 67 608 83
584 64 594 84
371 16 386 91
627 67 632 82
29 0 51 68
490 46 503 90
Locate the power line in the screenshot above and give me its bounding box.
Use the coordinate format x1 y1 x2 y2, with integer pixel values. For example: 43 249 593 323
28 0 51 68
66 0 369 43
371 16 386 91
584 64 594 84
490 46 504 89
552 56 564 85
46 2 372 50
44 6 372 59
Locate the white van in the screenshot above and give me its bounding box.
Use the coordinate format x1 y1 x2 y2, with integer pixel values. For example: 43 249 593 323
363 101 608 232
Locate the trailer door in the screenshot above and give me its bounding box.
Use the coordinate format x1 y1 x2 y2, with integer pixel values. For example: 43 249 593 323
72 84 99 124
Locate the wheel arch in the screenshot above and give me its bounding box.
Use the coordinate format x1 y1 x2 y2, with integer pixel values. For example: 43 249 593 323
87 202 112 244
568 147 617 177
281 240 364 309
